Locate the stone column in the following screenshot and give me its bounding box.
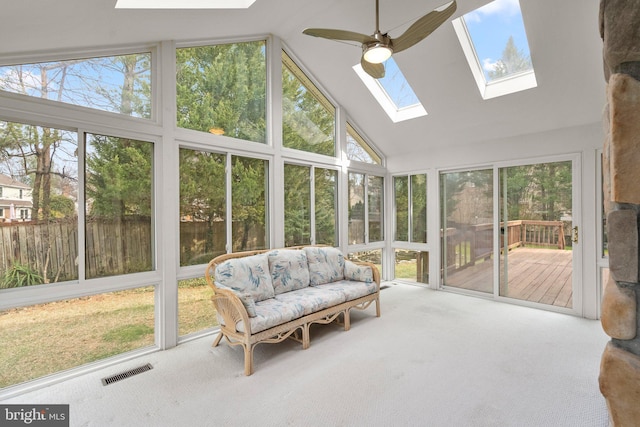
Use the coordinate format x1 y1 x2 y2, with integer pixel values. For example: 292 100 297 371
598 1 640 425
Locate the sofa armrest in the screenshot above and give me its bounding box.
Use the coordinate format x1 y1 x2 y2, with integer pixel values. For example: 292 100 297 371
212 288 252 335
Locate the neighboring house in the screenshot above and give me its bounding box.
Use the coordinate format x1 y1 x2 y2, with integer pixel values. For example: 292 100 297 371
0 174 33 222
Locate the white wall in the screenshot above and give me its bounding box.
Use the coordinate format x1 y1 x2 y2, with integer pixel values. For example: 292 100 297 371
385 121 605 319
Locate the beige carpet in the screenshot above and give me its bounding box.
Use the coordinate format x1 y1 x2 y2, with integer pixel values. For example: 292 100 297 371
3 284 609 426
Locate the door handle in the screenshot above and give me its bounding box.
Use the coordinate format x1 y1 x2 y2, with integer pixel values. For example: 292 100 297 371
572 226 578 244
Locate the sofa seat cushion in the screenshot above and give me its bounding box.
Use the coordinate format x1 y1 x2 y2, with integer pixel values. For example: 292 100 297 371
236 298 305 334
274 287 346 316
312 280 377 302
304 246 345 286
267 249 310 294
215 253 275 302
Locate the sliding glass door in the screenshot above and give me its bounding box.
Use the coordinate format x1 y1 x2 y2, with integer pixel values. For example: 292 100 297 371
499 161 574 308
440 158 578 311
440 169 494 293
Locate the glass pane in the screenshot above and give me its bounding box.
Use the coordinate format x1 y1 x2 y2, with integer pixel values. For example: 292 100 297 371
282 51 335 156
394 176 409 241
346 123 381 164
394 249 429 284
348 172 365 245
499 162 573 308
463 0 533 82
349 249 383 278
0 121 78 288
368 175 384 242
315 168 337 246
0 286 154 388
179 149 226 266
231 156 268 252
411 174 427 243
441 170 493 293
176 41 266 143
85 134 153 278
178 277 217 337
284 164 311 247
377 57 421 109
0 53 151 118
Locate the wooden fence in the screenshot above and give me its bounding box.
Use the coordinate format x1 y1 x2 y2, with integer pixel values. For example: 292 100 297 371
0 218 153 282
444 220 567 274
0 218 266 284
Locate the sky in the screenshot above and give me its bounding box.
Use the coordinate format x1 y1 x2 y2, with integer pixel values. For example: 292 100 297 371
370 0 532 111
463 0 532 79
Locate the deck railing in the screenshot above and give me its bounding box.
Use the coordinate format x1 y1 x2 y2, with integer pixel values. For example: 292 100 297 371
443 220 566 273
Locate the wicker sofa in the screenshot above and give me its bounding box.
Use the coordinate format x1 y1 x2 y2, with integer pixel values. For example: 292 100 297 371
204 246 380 376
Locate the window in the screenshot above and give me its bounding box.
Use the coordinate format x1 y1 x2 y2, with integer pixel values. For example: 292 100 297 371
346 123 381 165
353 57 427 123
179 149 226 266
453 0 536 99
0 121 78 286
178 277 216 338
85 133 154 278
349 172 384 245
18 189 22 199
178 149 269 265
0 53 152 117
282 51 336 156
394 174 427 243
232 156 268 252
0 286 155 388
176 41 267 143
284 164 337 247
0 187 3 197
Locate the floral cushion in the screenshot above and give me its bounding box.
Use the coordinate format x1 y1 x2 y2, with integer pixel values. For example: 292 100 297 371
313 280 378 301
274 287 346 315
214 253 274 302
216 284 258 317
236 298 305 334
344 260 373 283
267 249 310 294
304 246 345 286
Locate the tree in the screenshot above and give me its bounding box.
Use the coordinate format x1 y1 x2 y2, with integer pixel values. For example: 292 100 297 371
85 135 153 218
488 36 532 80
176 42 266 143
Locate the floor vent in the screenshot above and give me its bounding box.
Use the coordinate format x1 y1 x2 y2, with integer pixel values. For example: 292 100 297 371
380 284 391 290
101 363 153 386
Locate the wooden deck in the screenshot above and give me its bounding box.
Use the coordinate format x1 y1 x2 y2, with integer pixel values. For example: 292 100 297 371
444 247 572 309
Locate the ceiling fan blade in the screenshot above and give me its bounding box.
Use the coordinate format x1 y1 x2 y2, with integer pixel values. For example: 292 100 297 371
391 0 457 53
303 28 376 44
361 56 385 79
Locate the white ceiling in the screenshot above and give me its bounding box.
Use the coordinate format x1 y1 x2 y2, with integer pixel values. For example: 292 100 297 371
0 0 605 162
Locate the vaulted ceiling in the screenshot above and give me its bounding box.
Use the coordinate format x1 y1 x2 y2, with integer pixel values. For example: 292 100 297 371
0 0 605 162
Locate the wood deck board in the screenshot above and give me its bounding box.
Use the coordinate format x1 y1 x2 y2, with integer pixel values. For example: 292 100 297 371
444 248 573 309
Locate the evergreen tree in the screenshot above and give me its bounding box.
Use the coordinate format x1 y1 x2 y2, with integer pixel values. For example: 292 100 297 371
488 36 532 80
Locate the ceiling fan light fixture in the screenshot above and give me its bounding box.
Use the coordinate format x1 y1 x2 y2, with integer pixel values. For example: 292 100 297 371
363 43 393 64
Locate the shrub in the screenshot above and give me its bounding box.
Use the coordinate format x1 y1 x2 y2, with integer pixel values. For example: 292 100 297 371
0 263 44 289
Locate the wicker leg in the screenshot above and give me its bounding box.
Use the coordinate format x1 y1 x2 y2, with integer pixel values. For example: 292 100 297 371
302 324 310 350
343 309 351 331
375 297 381 317
212 331 224 347
243 343 254 376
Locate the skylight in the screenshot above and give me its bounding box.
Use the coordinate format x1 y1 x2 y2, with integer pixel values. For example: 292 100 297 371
354 57 427 123
452 0 536 100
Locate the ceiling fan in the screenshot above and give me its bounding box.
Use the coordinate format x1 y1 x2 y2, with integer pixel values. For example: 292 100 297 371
303 0 457 79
